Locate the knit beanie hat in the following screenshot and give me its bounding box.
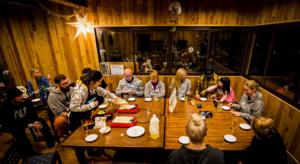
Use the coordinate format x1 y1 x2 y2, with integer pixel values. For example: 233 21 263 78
7 87 23 99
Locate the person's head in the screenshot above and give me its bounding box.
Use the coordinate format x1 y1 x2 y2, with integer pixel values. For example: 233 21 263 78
186 113 207 144
54 74 70 92
7 87 25 104
175 68 187 82
80 70 102 89
204 64 214 79
81 67 93 75
31 68 42 78
150 70 159 83
219 77 230 93
124 68 133 81
252 116 274 138
244 80 259 97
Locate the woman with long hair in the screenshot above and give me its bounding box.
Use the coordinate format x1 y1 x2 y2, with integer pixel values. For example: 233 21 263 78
169 68 192 98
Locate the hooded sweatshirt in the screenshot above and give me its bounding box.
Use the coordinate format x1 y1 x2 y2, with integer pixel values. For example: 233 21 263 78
47 87 73 116
232 92 264 121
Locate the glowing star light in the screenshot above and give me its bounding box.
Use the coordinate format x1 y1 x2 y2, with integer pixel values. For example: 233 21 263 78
68 14 94 39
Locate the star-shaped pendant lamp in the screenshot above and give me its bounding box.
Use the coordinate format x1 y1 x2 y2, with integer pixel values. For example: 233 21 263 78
68 14 94 39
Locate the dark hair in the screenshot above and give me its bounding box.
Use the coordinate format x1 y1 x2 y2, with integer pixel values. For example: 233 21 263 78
82 67 92 75
219 77 230 94
54 74 67 84
80 70 102 87
7 87 23 99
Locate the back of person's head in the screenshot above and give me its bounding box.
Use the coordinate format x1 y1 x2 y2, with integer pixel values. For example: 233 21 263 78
54 74 67 84
186 113 207 144
220 77 230 93
244 80 259 91
150 70 159 80
252 116 274 137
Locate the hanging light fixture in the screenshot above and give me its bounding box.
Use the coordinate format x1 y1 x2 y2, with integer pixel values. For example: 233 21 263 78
67 14 94 39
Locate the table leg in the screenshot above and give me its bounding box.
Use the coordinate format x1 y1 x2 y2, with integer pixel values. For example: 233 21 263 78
75 148 88 164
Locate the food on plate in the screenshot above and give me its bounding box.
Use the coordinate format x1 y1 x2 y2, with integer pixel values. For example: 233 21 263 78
119 104 136 110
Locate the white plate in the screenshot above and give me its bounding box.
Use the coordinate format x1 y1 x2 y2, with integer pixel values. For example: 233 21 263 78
85 134 98 142
98 103 108 109
239 123 251 130
179 97 186 101
224 134 237 143
144 98 152 102
126 126 145 137
178 136 190 144
127 97 136 102
222 105 231 111
199 97 207 101
99 127 111 134
31 98 40 102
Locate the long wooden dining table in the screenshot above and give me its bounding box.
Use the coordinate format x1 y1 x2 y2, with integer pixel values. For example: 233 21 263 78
165 98 255 150
62 97 254 163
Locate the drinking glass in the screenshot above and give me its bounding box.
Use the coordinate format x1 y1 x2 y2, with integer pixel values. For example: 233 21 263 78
81 119 89 135
231 118 237 134
190 98 195 106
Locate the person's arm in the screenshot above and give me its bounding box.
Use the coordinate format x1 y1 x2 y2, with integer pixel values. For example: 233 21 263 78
206 84 218 93
240 101 264 121
157 82 165 98
47 94 69 116
232 94 246 110
134 80 144 97
115 80 123 96
144 82 151 98
69 89 96 112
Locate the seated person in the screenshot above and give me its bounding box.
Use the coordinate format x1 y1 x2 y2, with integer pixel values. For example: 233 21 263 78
197 77 236 103
230 80 264 122
195 65 219 98
144 70 165 98
116 68 144 98
47 74 73 138
166 113 224 164
29 68 52 104
169 68 192 98
242 116 287 164
0 88 55 157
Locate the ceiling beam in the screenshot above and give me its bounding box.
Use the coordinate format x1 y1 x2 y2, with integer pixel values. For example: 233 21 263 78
48 0 87 9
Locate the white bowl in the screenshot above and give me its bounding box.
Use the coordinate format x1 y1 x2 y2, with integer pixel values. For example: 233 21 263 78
144 98 152 102
127 97 136 102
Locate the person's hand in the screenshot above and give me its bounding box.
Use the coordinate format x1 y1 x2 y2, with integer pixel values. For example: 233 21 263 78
47 74 52 80
186 91 192 96
61 112 68 117
129 90 135 95
228 103 233 107
195 94 200 99
231 110 241 117
89 100 99 108
33 121 43 130
34 89 39 95
0 82 5 88
200 90 206 96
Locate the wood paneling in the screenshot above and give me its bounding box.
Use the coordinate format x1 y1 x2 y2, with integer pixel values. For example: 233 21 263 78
89 0 300 26
103 75 299 161
0 4 99 86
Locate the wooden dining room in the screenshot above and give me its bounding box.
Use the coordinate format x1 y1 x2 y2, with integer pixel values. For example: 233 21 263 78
0 0 300 163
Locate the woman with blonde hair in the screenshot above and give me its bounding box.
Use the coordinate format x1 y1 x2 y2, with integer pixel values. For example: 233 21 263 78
144 70 165 98
230 80 264 122
242 116 287 164
169 68 192 98
167 113 224 164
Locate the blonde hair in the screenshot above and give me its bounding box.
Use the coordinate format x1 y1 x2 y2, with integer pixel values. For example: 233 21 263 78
252 116 274 137
150 70 159 80
186 113 207 144
175 68 187 88
244 80 259 90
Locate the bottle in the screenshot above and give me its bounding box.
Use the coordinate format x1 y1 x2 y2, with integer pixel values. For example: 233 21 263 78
149 114 159 139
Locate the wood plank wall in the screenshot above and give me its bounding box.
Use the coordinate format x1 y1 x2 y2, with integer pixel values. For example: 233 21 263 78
89 0 300 26
103 75 300 162
0 4 99 87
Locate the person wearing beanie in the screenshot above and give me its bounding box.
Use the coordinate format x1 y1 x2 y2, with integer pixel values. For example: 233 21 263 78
0 87 55 158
